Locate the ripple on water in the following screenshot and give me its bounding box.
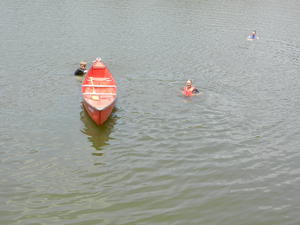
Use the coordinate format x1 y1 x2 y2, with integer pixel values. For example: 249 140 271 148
1 0 300 224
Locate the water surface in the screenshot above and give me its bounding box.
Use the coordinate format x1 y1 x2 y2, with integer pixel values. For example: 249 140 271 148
0 0 300 224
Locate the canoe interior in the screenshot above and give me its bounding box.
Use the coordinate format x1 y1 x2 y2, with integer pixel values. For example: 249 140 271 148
82 66 117 110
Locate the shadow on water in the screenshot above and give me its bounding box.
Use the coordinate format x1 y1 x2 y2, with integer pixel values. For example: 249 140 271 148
80 105 118 153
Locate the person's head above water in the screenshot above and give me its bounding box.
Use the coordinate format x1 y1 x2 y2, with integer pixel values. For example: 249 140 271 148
80 61 87 70
186 80 193 87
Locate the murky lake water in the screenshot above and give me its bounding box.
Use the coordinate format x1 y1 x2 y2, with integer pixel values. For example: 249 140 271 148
1 0 300 224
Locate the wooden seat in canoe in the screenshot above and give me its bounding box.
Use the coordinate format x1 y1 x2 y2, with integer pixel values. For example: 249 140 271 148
88 77 112 81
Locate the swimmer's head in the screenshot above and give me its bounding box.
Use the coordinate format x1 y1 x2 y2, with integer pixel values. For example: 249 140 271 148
186 80 192 87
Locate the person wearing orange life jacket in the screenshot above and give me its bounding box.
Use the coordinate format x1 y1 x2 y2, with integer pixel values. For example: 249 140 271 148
182 80 199 96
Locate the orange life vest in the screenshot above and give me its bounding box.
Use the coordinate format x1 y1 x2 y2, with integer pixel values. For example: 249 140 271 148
183 86 196 96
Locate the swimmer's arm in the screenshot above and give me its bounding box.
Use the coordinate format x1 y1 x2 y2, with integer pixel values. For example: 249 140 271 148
192 88 199 94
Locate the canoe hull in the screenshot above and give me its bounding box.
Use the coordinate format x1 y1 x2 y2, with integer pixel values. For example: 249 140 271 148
81 58 117 125
83 100 115 125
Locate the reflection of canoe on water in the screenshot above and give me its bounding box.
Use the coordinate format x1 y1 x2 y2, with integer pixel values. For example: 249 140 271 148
80 106 117 151
82 58 117 125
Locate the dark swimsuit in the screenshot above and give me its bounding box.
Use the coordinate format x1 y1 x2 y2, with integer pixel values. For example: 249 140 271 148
74 68 86 76
192 88 199 94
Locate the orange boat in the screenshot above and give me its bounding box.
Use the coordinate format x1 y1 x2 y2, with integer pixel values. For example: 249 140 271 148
82 58 117 125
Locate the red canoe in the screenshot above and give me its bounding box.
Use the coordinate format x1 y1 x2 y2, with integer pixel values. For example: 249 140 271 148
82 58 117 125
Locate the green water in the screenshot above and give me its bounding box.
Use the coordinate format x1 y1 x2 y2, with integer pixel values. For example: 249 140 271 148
0 0 300 224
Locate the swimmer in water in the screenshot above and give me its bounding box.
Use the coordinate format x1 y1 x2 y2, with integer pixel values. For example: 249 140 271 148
250 30 256 39
182 80 199 96
247 30 259 40
74 61 88 76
